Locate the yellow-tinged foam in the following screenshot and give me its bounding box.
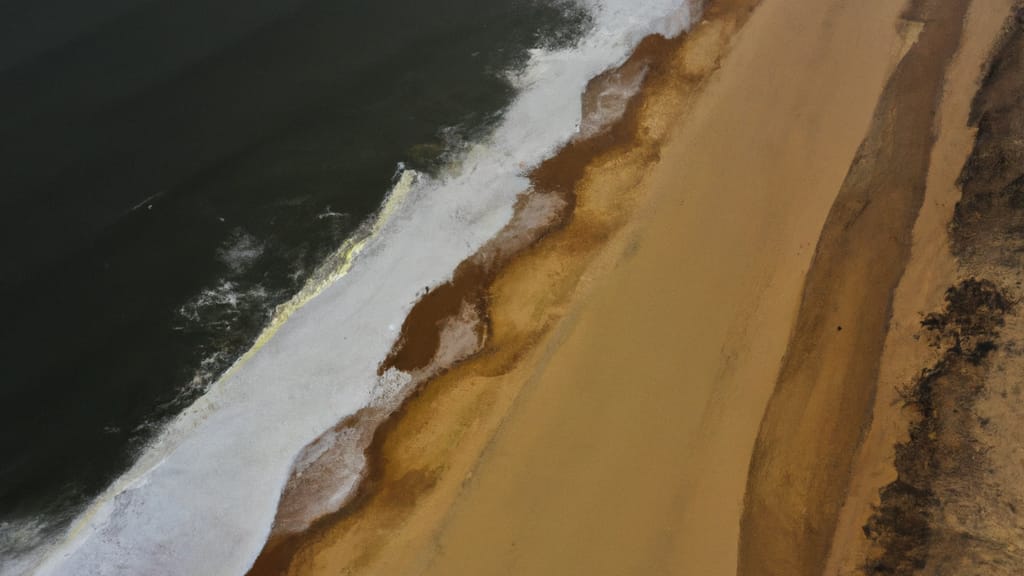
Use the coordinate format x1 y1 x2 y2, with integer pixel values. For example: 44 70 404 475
220 169 419 381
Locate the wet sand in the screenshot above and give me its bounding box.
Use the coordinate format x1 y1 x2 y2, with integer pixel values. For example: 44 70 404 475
248 0 1021 572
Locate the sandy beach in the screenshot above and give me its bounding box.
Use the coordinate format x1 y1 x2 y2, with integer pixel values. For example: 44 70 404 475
246 0 1024 573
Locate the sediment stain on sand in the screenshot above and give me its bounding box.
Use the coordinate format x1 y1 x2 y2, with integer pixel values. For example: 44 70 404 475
738 0 974 573
246 2 742 572
246 0 986 569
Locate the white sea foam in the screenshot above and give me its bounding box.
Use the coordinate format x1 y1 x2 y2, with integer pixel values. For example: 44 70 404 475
26 1 695 574
579 64 649 138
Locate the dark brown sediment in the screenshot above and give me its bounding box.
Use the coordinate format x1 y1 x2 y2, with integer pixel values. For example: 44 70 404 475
377 31 681 377
862 7 1024 573
737 0 973 573
245 0 763 571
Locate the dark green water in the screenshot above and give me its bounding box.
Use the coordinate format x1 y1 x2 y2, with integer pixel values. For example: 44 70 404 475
0 0 586 555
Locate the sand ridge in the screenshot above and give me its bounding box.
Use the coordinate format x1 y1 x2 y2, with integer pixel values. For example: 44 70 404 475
246 2 746 572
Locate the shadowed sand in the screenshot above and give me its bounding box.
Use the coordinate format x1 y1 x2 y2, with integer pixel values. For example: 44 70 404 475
241 0 1024 571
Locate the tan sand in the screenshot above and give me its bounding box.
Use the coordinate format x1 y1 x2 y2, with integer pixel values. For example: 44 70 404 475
823 0 1018 572
250 0 928 571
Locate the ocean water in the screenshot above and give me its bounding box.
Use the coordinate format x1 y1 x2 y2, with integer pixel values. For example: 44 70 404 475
0 0 694 573
0 0 587 565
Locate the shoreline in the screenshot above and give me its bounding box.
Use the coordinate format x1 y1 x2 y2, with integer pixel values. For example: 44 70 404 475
247 4 729 571
244 0 1024 571
14 0 1024 572
249 0 928 570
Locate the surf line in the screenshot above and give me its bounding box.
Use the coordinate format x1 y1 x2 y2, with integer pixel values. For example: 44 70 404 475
245 6 767 572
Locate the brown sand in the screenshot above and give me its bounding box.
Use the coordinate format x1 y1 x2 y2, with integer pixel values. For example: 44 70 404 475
248 0 928 571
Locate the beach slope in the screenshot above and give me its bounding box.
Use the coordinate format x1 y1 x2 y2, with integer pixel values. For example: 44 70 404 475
251 0 934 571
